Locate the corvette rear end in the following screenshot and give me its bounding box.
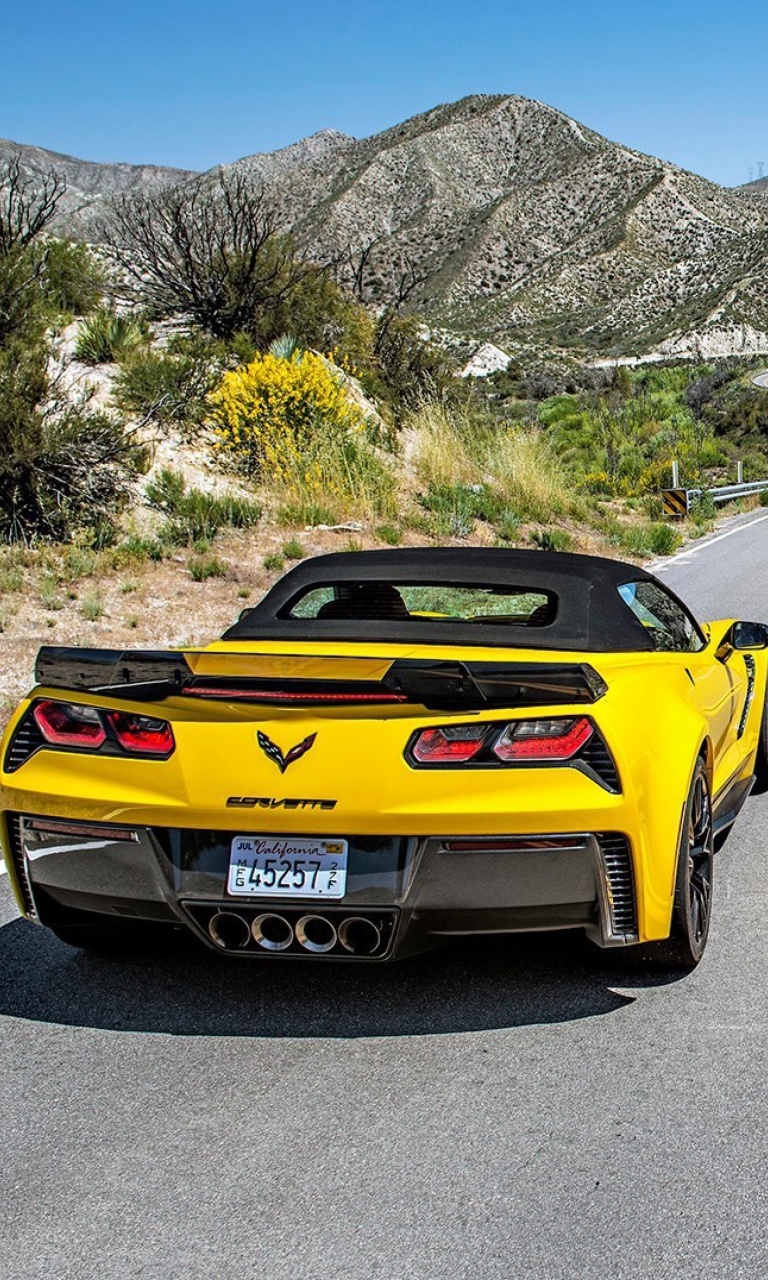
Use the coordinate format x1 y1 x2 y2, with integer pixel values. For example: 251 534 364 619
2 548 765 966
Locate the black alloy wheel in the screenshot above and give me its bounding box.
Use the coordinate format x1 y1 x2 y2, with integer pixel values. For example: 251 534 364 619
652 757 714 969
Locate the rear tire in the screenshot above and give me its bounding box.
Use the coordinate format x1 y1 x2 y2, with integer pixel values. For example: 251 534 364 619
648 758 714 969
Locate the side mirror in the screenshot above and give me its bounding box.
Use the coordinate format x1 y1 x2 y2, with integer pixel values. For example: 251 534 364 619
732 621 768 651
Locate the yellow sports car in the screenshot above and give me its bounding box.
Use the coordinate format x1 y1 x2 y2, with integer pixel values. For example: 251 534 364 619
2 548 767 969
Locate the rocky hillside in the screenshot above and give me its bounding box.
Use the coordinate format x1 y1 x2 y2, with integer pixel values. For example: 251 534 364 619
219 95 768 361
0 136 196 238
6 96 768 360
737 176 768 205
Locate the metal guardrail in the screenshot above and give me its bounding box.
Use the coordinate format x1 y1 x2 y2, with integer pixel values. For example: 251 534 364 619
662 480 768 517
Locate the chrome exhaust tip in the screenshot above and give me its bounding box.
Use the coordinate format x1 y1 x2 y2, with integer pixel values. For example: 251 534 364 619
338 916 381 956
251 913 293 952
295 914 337 953
208 911 251 950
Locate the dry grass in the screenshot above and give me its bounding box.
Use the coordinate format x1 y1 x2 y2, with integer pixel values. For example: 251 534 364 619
409 401 575 523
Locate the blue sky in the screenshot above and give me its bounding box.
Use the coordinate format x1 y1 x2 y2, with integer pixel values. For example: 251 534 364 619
1 1 766 186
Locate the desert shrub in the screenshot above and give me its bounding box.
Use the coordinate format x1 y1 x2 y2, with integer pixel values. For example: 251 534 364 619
263 553 285 571
188 554 227 581
374 524 402 545
80 592 104 621
115 334 223 430
0 246 45 346
645 522 680 556
75 307 147 365
0 564 24 593
211 350 395 521
0 338 148 544
374 312 455 419
282 539 306 560
41 240 104 315
530 528 573 552
419 482 505 538
144 468 261 544
494 511 521 543
687 492 717 521
211 350 366 475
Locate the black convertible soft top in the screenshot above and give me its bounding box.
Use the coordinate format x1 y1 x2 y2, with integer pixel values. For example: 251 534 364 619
222 548 682 652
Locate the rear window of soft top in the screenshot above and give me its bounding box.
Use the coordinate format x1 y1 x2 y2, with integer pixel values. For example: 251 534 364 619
282 582 558 626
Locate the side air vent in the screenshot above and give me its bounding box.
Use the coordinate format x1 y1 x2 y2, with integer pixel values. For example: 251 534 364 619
597 833 637 939
579 733 621 793
3 814 37 918
3 713 45 774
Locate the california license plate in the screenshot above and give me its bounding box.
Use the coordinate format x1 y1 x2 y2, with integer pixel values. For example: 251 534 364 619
227 836 348 898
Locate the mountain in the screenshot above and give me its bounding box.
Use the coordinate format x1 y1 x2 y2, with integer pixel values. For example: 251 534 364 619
737 176 768 205
0 136 197 238
218 95 768 361
5 98 768 360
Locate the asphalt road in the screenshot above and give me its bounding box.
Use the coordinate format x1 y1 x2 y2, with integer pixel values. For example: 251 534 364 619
4 517 768 1280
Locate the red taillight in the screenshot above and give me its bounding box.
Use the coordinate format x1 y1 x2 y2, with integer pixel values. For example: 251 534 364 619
33 700 106 749
411 725 487 763
106 711 175 756
492 717 593 761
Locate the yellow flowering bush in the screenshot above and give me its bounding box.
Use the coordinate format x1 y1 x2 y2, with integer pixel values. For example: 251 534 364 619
210 350 395 522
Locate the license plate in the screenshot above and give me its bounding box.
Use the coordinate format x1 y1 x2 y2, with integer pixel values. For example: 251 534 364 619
227 836 348 898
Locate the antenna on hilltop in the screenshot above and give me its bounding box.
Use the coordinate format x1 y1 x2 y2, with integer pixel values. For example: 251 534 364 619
748 166 754 182
759 161 766 180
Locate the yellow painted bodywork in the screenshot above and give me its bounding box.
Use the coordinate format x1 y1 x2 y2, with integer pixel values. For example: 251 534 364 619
1 622 766 942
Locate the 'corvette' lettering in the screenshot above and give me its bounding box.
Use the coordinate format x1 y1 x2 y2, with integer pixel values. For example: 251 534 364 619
226 796 337 810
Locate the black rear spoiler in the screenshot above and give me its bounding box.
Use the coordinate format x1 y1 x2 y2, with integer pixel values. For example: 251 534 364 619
34 648 607 711
35 648 193 699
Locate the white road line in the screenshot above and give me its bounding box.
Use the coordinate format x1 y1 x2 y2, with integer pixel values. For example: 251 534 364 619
652 511 768 570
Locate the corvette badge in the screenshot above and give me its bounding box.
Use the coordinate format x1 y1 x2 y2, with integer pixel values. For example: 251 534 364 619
256 730 317 773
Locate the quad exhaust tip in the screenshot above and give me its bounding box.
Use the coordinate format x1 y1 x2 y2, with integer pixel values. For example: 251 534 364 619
208 911 251 950
206 909 385 956
295 914 337 953
338 916 381 956
251 913 293 951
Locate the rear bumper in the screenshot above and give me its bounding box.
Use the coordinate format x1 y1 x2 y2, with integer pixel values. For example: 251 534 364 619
3 813 639 958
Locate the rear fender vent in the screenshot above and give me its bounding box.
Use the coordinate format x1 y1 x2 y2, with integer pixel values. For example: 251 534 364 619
597 833 637 940
3 814 37 918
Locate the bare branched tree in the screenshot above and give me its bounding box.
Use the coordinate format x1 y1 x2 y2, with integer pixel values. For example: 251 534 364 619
0 157 66 255
102 169 310 338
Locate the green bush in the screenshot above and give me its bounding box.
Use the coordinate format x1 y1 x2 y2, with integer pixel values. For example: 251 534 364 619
494 511 522 543
374 524 402 546
419 482 505 538
374 311 455 420
263 553 285 572
115 334 224 429
144 468 261 544
530 527 573 552
0 564 24 593
0 338 148 544
282 539 306 560
645 522 680 556
75 308 147 365
0 246 45 346
188 554 227 581
42 240 104 316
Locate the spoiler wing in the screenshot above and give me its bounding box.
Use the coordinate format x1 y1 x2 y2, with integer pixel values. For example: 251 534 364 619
34 647 607 711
